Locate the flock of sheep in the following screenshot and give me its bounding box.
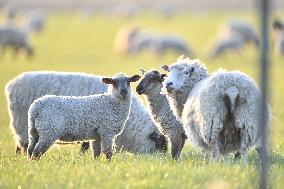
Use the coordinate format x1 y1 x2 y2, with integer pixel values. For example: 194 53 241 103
5 56 271 163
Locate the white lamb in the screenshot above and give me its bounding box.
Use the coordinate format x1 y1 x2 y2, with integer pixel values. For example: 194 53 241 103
27 73 140 160
161 56 271 164
136 69 187 160
5 71 167 155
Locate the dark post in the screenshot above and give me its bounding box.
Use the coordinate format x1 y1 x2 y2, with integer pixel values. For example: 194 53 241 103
259 0 270 188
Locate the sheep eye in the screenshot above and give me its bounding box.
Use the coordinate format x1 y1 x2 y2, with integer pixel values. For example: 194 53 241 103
184 71 189 75
191 67 195 72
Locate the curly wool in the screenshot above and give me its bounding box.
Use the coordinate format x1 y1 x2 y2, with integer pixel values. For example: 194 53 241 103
163 58 271 162
27 74 132 159
5 71 164 154
136 69 186 159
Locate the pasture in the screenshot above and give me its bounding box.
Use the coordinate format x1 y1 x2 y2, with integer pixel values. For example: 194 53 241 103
0 11 283 189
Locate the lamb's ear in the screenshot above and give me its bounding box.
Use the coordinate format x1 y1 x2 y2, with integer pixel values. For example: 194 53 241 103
161 65 169 72
161 73 167 81
139 68 146 75
129 75 141 82
102 78 114 84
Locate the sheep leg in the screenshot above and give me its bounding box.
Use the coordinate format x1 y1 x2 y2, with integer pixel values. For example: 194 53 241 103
80 142 90 154
30 138 55 160
101 135 113 161
170 137 182 160
213 140 221 162
241 147 248 165
91 139 101 159
27 127 39 158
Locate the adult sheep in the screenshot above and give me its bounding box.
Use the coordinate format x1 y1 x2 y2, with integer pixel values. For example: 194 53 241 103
161 57 271 164
5 71 167 155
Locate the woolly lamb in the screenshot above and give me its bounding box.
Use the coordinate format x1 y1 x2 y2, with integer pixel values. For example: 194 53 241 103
5 71 167 155
27 73 141 160
272 19 284 56
0 26 33 56
161 57 271 164
136 69 187 160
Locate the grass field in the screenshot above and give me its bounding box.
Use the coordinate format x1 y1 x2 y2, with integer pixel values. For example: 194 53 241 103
0 11 283 189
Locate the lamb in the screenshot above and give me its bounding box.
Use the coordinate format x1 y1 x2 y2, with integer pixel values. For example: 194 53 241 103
136 69 187 160
5 71 167 155
0 25 33 56
27 73 141 160
161 56 271 164
272 19 284 56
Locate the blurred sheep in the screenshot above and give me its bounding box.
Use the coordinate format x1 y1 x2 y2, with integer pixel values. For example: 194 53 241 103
111 2 138 19
0 25 33 56
20 9 46 34
114 26 193 56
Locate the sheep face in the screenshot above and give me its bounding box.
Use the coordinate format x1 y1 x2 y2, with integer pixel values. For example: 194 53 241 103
161 57 208 94
136 69 167 95
102 74 141 98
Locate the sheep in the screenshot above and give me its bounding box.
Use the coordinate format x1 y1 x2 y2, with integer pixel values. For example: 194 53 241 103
136 69 187 160
161 56 271 164
27 73 141 160
272 19 284 56
20 9 46 34
208 35 244 58
114 26 193 56
5 71 167 155
0 25 33 56
225 20 260 47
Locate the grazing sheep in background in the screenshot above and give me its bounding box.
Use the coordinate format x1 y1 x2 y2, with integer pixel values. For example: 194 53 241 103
21 9 46 34
208 35 244 58
272 19 284 56
3 5 17 25
0 26 33 56
111 2 138 19
114 26 193 56
27 73 141 160
136 69 187 160
161 56 271 164
226 20 259 47
5 71 167 155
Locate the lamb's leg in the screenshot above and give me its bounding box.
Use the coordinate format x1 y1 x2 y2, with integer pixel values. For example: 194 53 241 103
241 147 248 165
240 129 249 165
27 127 39 158
91 139 101 159
80 142 90 154
170 137 182 160
101 135 113 161
30 137 55 160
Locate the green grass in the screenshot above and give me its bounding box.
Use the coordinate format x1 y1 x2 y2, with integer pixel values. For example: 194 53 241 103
0 11 284 189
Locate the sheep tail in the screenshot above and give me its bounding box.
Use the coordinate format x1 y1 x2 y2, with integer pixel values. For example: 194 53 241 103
223 86 240 114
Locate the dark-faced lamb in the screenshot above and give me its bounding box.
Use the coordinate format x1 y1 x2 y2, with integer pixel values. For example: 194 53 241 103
136 69 187 160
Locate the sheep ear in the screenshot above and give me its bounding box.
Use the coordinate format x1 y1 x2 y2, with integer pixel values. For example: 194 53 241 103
161 73 167 81
139 68 146 75
161 65 169 71
102 78 114 84
129 75 141 82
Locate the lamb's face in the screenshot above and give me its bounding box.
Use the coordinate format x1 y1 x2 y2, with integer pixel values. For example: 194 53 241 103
161 58 208 94
102 74 141 99
136 69 166 95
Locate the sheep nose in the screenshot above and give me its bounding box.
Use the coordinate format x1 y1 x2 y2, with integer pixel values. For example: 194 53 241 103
120 90 128 96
